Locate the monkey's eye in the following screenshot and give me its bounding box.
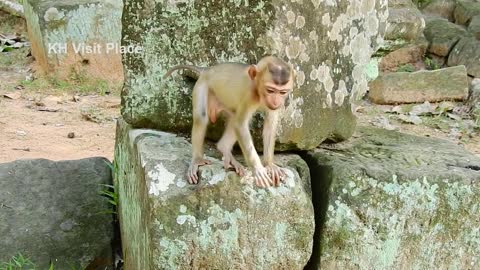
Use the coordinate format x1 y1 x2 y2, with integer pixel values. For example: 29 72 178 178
279 91 288 95
267 89 276 94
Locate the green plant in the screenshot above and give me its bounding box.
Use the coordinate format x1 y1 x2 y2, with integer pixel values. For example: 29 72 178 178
0 253 35 270
99 160 118 217
396 64 415 73
412 0 432 8
424 57 441 70
99 184 118 215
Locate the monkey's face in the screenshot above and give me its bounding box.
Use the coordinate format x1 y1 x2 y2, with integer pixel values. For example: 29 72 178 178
262 81 292 110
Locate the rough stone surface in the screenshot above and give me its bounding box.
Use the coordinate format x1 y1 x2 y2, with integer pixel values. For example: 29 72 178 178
114 119 315 270
304 126 480 269
23 0 123 83
368 65 469 104
448 36 480 77
468 15 480 40
454 0 480 25
385 4 425 41
422 0 457 21
379 44 427 72
0 158 114 269
121 0 389 150
469 78 480 123
424 18 468 56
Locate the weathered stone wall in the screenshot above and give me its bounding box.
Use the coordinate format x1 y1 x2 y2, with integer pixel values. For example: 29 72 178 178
121 0 388 150
23 0 124 83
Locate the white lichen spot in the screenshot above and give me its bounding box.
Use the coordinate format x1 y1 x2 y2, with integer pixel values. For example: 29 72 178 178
285 36 303 60
209 171 226 185
334 80 348 106
349 27 359 39
44 7 65 22
179 205 187 213
296 70 305 86
295 16 306 28
321 13 331 26
176 215 196 225
176 180 187 188
326 93 333 107
283 169 296 188
282 97 304 128
299 52 310 63
311 0 321 8
286 10 296 24
310 68 318 81
309 31 318 42
351 34 371 65
147 163 176 196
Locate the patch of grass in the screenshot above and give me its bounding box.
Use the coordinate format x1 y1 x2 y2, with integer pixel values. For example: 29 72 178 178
413 0 432 8
0 47 31 69
20 71 114 96
396 64 416 73
0 253 35 270
421 115 450 130
424 57 441 70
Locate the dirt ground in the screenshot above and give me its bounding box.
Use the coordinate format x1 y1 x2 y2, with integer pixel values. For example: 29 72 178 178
0 11 119 163
0 12 478 164
0 89 119 162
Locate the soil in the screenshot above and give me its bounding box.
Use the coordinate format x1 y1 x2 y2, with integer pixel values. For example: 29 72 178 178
0 11 478 165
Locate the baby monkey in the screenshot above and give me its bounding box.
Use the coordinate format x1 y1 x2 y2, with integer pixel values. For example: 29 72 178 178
164 56 294 188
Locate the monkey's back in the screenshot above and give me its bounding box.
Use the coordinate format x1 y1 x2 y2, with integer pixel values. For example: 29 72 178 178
201 63 254 111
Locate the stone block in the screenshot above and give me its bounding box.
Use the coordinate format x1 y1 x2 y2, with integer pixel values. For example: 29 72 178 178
304 126 480 269
114 118 315 269
120 0 389 150
23 0 123 83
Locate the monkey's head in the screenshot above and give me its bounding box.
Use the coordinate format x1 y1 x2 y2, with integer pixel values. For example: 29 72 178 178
248 56 295 110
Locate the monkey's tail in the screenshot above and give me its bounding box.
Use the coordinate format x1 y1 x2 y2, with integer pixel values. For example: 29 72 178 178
163 65 206 79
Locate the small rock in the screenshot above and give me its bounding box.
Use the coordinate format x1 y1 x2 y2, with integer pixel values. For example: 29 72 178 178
448 37 480 77
371 116 398 130
385 8 425 41
468 15 480 40
3 92 21 100
379 45 426 72
422 0 456 21
447 113 462 121
397 114 423 125
16 130 27 136
67 132 75 139
454 1 480 25
410 101 436 116
424 18 467 57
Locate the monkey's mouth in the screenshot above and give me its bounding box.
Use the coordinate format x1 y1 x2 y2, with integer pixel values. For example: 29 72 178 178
267 104 281 110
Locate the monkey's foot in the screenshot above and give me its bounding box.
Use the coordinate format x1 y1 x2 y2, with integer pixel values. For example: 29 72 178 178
222 155 246 176
253 166 273 188
187 159 212 184
265 164 286 186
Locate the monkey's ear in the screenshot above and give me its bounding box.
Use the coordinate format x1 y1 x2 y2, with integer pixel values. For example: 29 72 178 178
248 65 257 80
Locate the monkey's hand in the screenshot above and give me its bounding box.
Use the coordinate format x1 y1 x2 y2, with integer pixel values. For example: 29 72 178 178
187 159 212 184
265 163 286 186
253 166 273 188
